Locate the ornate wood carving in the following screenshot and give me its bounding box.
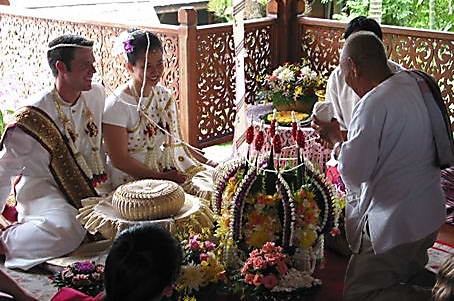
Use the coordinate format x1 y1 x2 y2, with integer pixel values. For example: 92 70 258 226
300 17 454 130
0 14 179 111
195 23 273 146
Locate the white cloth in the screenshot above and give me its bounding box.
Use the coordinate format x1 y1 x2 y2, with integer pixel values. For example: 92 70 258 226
0 84 106 270
326 60 402 131
338 71 445 254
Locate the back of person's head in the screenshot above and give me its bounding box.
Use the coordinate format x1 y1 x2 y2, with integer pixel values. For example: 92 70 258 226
344 16 383 40
433 255 454 301
125 28 162 65
341 31 388 77
47 35 94 77
103 224 182 301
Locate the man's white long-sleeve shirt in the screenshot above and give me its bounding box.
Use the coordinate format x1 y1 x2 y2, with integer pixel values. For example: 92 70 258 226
338 71 445 254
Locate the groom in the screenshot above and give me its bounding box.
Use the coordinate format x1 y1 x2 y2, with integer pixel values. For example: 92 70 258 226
0 34 106 270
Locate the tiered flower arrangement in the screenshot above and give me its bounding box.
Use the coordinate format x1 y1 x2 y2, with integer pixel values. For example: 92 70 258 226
256 60 327 113
51 261 105 296
212 114 337 299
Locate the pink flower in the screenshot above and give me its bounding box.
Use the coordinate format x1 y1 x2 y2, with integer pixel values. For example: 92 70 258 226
71 274 90 286
252 257 267 270
244 273 255 285
189 235 201 250
162 285 174 297
204 240 216 251
199 253 209 262
253 274 263 286
249 249 260 257
123 40 134 53
190 240 200 250
277 262 288 275
262 242 277 253
95 265 104 273
267 75 277 81
264 253 280 264
262 274 279 289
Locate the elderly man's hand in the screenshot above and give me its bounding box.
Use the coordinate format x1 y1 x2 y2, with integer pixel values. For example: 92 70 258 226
311 116 343 148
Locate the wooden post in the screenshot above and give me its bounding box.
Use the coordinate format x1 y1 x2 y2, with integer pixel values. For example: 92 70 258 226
178 7 198 146
271 0 300 64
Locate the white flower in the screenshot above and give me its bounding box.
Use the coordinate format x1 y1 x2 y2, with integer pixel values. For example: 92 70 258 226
272 66 285 77
180 264 204 292
310 71 318 81
270 268 320 292
277 68 295 82
301 66 311 76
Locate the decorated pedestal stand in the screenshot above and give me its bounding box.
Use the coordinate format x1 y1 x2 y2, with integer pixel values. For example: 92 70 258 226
247 103 331 173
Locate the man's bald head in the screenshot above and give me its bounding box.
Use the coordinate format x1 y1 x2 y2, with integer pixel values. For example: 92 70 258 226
340 31 392 97
341 31 389 80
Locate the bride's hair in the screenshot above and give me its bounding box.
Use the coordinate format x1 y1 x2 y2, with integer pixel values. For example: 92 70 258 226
125 28 162 65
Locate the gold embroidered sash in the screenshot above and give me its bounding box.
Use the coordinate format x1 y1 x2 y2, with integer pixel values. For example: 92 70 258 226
1 106 98 209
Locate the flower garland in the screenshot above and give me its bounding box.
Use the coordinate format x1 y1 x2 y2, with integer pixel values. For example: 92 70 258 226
52 89 107 187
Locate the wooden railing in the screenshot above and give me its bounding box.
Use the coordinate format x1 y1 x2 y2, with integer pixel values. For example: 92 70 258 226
1 4 454 149
300 17 454 130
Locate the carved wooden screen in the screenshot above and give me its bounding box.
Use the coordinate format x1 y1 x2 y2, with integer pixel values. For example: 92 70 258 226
0 12 179 111
195 20 274 146
299 17 454 130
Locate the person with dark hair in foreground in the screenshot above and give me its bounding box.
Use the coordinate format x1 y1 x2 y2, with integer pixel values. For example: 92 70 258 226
321 31 452 300
51 224 183 301
0 34 106 270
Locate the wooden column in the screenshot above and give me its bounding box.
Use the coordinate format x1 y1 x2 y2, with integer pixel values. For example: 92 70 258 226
178 7 198 146
270 0 300 65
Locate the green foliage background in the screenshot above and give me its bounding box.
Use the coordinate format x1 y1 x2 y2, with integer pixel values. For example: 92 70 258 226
322 0 454 31
208 0 268 22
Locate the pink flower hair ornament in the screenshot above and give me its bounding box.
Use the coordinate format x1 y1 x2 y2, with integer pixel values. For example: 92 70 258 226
123 40 134 53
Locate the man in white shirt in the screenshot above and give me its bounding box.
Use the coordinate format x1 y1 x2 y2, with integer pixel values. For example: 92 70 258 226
0 35 106 270
323 31 448 300
320 16 402 141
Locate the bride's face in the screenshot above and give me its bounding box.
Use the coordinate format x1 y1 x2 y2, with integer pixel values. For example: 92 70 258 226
128 49 164 88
